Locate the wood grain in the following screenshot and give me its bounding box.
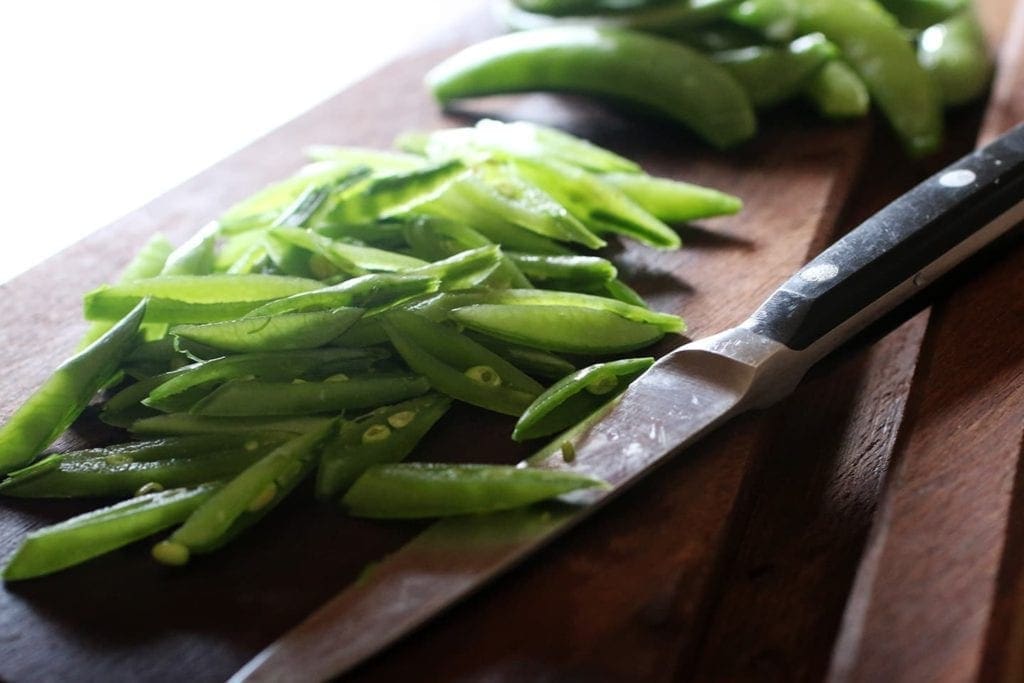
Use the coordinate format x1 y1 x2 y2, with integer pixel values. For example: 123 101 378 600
0 2 1019 682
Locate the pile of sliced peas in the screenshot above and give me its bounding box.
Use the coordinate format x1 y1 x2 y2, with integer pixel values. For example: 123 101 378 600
427 0 992 155
0 120 741 581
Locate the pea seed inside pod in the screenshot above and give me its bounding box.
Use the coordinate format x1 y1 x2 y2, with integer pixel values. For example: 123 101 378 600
104 454 133 467
247 483 278 513
387 410 417 429
363 424 392 444
134 482 164 497
465 365 502 387
152 540 190 567
585 375 619 396
325 373 350 383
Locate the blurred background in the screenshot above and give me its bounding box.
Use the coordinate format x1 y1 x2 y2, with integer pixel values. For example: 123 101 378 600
0 0 479 283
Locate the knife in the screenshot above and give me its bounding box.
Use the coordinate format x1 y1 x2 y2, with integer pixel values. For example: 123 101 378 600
233 122 1024 682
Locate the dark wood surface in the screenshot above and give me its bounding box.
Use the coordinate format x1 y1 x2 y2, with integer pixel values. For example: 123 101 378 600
0 2 1021 681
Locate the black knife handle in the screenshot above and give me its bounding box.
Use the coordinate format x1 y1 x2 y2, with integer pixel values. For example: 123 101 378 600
745 123 1024 352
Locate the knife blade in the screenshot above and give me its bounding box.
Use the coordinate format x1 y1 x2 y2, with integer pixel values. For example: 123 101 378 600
233 122 1024 682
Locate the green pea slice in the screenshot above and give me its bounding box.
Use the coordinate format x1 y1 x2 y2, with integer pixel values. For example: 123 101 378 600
451 303 665 354
315 394 452 498
513 357 654 440
342 463 607 519
170 307 363 353
189 374 430 417
3 484 221 580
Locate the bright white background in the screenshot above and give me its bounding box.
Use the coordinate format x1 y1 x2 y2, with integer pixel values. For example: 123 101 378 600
0 0 480 283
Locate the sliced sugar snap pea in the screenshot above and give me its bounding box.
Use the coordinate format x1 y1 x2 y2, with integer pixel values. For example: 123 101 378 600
513 357 653 440
0 433 290 498
407 245 505 290
711 33 839 108
331 318 390 348
161 222 218 276
315 394 452 498
170 307 363 353
0 301 146 475
406 288 683 333
729 0 799 41
130 414 333 436
305 145 426 172
451 303 666 354
101 367 198 427
343 463 607 518
400 217 533 289
267 227 428 277
325 159 468 224
3 483 220 580
468 333 577 379
157 421 337 560
247 273 439 318
879 0 967 28
506 253 616 287
189 375 431 417
381 311 542 416
144 348 388 412
84 274 321 323
511 157 681 248
427 26 756 149
419 119 640 174
78 234 173 349
602 173 742 223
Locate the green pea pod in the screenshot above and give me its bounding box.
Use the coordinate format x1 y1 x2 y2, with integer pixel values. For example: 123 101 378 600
131 414 333 436
266 227 428 277
506 252 617 288
602 172 743 223
84 274 321 324
918 10 992 107
511 157 681 248
189 375 431 417
161 222 218 276
451 303 666 354
381 311 543 416
78 234 173 349
513 357 653 440
153 422 337 563
0 301 146 474
218 164 370 234
879 0 967 28
470 161 607 248
225 243 271 275
0 433 289 498
407 245 505 290
589 278 651 307
325 159 468 224
3 483 220 580
170 307 363 353
674 21 763 51
331 318 390 348
247 273 439 318
305 145 426 173
343 463 607 518
499 0 742 34
315 394 452 498
101 368 198 427
795 0 944 156
406 288 684 333
427 26 756 149
712 33 839 108
467 333 577 379
728 0 799 40
418 119 641 174
314 218 409 249
400 216 533 288
144 348 389 412
803 60 871 119
123 336 192 378
418 177 573 255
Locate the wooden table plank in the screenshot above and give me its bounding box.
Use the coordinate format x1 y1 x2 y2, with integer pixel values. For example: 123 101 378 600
828 1 1024 681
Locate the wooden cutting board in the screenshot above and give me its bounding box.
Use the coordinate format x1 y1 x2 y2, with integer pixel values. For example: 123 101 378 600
0 3 1021 681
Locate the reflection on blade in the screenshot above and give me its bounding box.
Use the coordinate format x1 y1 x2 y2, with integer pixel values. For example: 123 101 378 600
234 329 793 683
